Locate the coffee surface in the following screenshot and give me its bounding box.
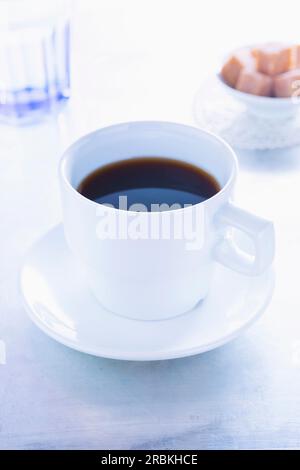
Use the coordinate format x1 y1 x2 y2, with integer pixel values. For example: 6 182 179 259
77 157 220 211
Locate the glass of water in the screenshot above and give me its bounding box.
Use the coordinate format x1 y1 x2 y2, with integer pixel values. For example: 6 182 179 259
0 0 71 124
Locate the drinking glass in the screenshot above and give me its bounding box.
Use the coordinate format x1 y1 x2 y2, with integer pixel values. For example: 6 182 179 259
0 0 71 124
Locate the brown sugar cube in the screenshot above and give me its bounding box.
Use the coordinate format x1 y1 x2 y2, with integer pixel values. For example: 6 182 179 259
273 69 300 97
236 69 273 96
252 43 293 76
221 48 255 87
295 45 300 67
289 45 300 68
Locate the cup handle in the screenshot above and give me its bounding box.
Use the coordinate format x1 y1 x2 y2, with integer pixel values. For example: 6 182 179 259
214 203 275 276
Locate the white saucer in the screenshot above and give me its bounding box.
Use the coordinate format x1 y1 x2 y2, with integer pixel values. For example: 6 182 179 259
20 225 275 361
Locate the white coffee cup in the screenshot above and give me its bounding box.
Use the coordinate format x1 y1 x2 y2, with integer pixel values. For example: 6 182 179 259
59 121 275 321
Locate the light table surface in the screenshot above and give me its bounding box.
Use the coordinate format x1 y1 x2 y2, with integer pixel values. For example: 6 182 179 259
0 0 300 450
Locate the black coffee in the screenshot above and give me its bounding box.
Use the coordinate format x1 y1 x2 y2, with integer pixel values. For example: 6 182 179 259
77 157 220 211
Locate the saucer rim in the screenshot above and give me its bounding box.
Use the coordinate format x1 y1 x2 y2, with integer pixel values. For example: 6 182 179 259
20 225 275 361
